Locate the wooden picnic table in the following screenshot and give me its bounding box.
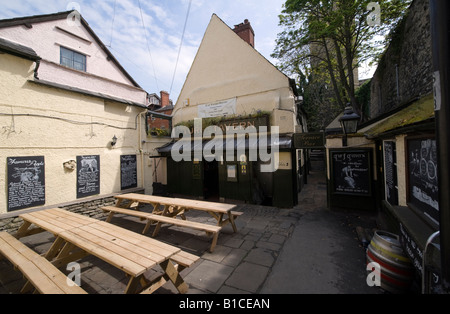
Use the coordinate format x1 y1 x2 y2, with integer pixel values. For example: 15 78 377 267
114 193 242 232
16 208 190 294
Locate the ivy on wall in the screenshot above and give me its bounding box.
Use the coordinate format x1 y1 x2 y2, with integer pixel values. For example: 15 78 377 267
355 79 372 121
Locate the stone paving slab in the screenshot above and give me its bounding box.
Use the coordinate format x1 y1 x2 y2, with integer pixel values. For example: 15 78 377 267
225 262 270 293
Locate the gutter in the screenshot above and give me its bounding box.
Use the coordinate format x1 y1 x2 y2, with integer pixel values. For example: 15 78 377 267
28 79 148 109
0 37 41 79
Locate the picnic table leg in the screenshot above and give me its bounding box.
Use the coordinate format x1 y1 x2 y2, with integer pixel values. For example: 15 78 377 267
150 202 163 214
105 211 115 223
151 220 163 237
210 232 219 253
14 221 44 239
45 238 88 268
229 213 238 233
168 206 185 218
212 212 238 233
142 218 157 235
44 236 66 260
159 259 189 294
179 208 187 220
115 198 125 207
125 276 141 294
161 204 170 216
20 280 35 294
15 221 31 239
116 198 139 209
208 211 220 223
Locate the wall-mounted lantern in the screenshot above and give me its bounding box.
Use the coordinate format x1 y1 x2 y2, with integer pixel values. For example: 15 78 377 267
339 105 360 147
111 135 118 147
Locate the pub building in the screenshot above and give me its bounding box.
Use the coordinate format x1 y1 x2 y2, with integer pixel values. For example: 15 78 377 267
324 0 446 292
325 97 441 292
156 15 308 208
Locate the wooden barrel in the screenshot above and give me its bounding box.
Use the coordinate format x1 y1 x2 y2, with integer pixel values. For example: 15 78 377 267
366 230 415 293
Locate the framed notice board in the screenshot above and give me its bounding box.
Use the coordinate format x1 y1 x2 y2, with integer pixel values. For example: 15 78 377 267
330 149 372 196
384 141 399 205
7 156 45 212
406 136 439 225
77 155 100 198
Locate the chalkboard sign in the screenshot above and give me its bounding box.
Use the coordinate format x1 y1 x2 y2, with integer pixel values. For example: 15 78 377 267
331 150 371 196
399 222 441 292
77 155 100 198
384 141 398 205
7 156 45 212
407 137 439 225
120 155 137 190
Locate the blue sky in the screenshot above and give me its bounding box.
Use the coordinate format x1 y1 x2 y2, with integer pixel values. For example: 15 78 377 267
0 0 289 103
1 0 375 103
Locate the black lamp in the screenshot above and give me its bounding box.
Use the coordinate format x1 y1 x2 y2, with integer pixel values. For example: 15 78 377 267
339 105 360 147
111 135 118 147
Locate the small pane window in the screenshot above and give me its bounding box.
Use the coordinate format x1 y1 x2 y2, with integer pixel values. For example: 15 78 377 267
60 47 86 72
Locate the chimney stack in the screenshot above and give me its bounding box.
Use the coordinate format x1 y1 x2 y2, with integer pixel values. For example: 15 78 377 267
233 19 255 48
160 90 170 107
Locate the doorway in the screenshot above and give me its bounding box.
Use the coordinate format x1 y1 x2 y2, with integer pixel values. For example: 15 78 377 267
204 160 219 200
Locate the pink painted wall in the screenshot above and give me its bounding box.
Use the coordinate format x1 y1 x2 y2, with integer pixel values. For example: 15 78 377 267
0 18 147 105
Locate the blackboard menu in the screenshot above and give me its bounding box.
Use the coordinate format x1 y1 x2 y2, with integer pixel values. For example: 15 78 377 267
7 156 45 212
399 222 441 292
77 155 100 198
384 141 398 205
120 155 137 190
407 138 439 224
331 150 371 196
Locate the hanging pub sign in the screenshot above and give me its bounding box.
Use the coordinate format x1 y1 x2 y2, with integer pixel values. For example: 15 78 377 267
77 155 100 198
120 155 137 190
293 132 325 149
407 137 439 225
7 156 45 212
330 149 372 196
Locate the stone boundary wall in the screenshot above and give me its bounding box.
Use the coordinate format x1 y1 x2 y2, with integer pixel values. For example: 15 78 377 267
370 0 432 118
0 188 144 233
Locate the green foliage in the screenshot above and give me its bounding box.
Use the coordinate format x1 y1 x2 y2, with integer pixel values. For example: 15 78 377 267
273 0 412 124
355 79 372 121
174 111 272 133
149 127 170 137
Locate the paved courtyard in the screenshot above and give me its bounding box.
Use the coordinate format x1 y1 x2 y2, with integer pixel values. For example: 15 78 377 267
0 171 382 294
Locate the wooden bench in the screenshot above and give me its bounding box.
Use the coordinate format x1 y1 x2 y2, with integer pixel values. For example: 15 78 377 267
101 206 221 253
231 211 244 220
171 250 200 271
0 232 87 294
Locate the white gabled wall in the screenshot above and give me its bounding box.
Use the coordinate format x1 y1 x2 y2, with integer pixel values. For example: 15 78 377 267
173 14 297 134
